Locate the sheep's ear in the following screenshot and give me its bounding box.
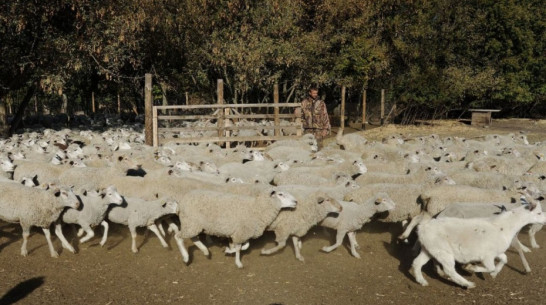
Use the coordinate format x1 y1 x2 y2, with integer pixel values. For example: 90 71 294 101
317 197 325 204
54 189 61 197
118 156 124 161
536 196 545 201
270 190 276 197
82 190 88 196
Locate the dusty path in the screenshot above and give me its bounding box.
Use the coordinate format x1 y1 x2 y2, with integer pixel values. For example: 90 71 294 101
1 119 545 305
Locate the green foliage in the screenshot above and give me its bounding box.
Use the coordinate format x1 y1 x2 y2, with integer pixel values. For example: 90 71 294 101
0 0 544 120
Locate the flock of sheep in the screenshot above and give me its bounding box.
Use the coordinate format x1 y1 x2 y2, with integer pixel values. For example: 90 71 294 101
1 123 546 289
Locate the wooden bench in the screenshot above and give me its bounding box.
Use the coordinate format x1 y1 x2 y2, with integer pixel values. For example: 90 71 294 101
469 109 500 127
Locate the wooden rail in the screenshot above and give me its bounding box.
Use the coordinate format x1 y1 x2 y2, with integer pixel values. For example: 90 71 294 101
152 102 303 148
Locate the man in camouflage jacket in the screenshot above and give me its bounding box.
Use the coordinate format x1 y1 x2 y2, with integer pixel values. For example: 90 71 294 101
295 88 331 141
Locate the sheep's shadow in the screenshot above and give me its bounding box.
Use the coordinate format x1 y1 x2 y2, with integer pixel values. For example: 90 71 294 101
0 223 20 252
0 277 45 305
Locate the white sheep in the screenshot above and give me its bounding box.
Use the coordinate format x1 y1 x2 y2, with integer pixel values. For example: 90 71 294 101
175 189 297 268
320 193 395 258
398 185 519 241
57 186 124 248
261 188 342 261
106 197 179 253
0 184 80 257
411 195 546 288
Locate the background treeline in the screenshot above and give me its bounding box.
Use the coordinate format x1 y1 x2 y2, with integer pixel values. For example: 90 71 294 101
1 0 545 130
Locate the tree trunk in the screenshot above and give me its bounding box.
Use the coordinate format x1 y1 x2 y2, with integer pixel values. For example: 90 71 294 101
9 83 37 135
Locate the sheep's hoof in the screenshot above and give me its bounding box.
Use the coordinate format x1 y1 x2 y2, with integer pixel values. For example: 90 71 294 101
321 246 333 253
296 256 305 262
50 252 59 258
132 248 139 254
21 251 28 257
465 282 476 289
236 263 244 269
352 253 361 259
99 241 106 247
397 234 408 241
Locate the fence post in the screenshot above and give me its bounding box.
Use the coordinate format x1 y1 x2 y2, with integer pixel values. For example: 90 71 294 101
340 86 346 131
381 89 385 125
274 83 280 137
362 87 367 127
117 93 121 114
92 91 96 114
153 106 158 148
0 101 6 138
145 73 153 146
217 79 224 140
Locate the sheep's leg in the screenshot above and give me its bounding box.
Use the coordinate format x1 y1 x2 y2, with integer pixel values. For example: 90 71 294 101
436 253 476 288
529 224 542 249
20 225 30 257
78 224 95 244
513 235 531 253
322 230 347 253
42 228 59 258
99 221 109 247
54 223 75 253
490 253 508 278
511 237 531 273
156 220 166 237
226 241 249 253
129 226 139 253
173 232 189 263
148 224 168 248
347 232 361 259
76 228 85 237
291 236 304 262
191 236 210 256
399 213 423 240
261 238 287 255
233 243 243 269
411 249 431 286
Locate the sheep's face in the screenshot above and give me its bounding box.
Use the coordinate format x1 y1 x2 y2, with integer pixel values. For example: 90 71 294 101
317 196 342 213
352 160 368 174
1 158 15 172
199 161 219 174
103 186 124 205
435 176 456 185
54 187 80 210
271 191 297 209
225 177 245 184
162 200 179 214
174 161 197 172
517 197 546 225
20 176 38 187
273 162 290 172
374 194 396 213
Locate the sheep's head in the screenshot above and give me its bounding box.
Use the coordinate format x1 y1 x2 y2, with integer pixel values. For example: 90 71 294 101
53 187 80 210
374 193 396 213
317 196 342 214
270 190 297 209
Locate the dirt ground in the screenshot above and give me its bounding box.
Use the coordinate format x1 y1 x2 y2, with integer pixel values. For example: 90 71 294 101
2 119 546 305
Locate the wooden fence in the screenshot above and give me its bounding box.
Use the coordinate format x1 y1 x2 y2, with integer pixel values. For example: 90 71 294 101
149 79 302 148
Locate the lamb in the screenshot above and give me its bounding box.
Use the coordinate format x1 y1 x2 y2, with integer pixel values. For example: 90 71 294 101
106 197 179 253
320 193 396 258
261 188 342 261
335 129 368 152
273 160 366 186
1 157 15 179
411 195 546 288
0 184 79 257
398 185 519 241
175 189 297 268
56 186 124 249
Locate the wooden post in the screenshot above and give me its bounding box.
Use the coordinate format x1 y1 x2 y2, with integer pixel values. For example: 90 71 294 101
224 108 231 148
152 106 158 147
217 79 224 139
380 89 385 125
362 88 367 126
185 92 189 105
34 95 38 114
274 83 280 136
144 73 153 146
92 91 96 113
340 86 346 131
117 93 121 114
0 101 7 137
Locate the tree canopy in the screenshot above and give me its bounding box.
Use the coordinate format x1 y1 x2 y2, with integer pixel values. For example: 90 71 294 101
1 0 544 125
